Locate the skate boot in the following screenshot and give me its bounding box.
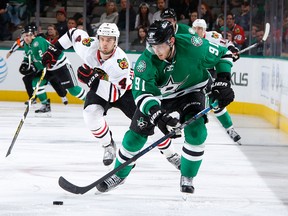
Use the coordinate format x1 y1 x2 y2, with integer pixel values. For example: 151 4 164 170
61 96 68 105
226 127 241 144
25 98 37 105
166 153 181 170
180 175 194 194
102 136 116 166
96 174 125 193
35 99 51 115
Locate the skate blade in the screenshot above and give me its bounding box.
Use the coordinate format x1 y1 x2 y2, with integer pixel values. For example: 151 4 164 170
34 112 52 118
181 192 193 201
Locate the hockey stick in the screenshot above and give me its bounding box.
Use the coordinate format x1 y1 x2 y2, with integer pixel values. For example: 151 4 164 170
58 101 218 194
238 23 270 54
6 68 47 157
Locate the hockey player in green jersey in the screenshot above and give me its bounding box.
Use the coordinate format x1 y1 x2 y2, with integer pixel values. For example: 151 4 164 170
192 19 241 144
95 20 234 194
22 25 86 114
161 10 241 144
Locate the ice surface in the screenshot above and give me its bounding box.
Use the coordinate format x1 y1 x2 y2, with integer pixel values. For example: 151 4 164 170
0 102 288 216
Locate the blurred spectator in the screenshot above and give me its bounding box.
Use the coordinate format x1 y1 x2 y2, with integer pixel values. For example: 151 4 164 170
178 0 197 21
250 28 265 56
0 0 11 41
214 13 224 33
7 0 27 27
283 14 288 53
73 12 93 35
199 2 213 31
130 25 147 51
67 17 77 29
45 24 59 44
188 10 198 26
152 0 166 22
235 0 251 31
225 12 246 48
55 8 68 37
134 2 153 30
91 0 118 30
117 0 136 31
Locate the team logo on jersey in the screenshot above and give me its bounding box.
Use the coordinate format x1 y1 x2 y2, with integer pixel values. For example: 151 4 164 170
136 60 146 73
117 58 129 70
33 41 39 47
137 117 148 129
82 38 94 47
212 32 219 39
191 36 203 47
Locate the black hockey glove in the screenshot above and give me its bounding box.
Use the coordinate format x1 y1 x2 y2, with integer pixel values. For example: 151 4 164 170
42 45 62 68
211 73 235 108
228 45 240 62
77 64 107 90
19 61 37 75
149 105 181 138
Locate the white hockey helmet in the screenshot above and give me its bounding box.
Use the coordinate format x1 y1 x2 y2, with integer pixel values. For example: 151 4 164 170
192 19 207 30
97 23 120 45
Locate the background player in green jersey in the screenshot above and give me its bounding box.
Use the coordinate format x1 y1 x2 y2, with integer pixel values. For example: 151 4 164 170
95 20 234 194
192 19 241 144
160 8 194 35
22 25 86 114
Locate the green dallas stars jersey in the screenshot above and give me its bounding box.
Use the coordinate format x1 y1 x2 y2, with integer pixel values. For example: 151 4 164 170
175 23 194 35
23 36 65 71
133 33 233 115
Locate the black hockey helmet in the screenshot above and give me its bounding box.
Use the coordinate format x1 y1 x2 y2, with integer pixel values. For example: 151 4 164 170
22 23 37 34
146 20 175 45
160 8 177 20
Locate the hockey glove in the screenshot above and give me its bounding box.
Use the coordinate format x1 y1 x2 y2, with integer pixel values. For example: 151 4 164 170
19 61 37 75
228 45 240 62
42 45 62 68
211 73 235 108
149 106 181 138
77 64 107 91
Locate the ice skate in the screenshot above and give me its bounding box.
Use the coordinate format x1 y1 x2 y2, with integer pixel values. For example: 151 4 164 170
24 98 37 105
226 127 241 145
102 136 116 166
61 96 68 105
166 153 181 170
95 174 125 193
180 175 194 194
35 99 51 117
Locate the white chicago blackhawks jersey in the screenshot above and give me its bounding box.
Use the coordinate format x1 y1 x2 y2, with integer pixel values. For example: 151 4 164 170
58 28 132 102
204 31 234 48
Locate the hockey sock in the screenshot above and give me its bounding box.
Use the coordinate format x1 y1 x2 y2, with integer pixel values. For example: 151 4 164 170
33 78 48 104
91 121 111 147
214 108 233 129
115 130 147 178
67 86 86 100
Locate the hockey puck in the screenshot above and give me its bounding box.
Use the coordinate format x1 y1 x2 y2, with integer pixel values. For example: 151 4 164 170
53 201 63 205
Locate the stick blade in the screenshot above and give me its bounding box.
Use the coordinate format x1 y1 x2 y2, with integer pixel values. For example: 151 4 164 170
58 176 84 194
262 23 270 41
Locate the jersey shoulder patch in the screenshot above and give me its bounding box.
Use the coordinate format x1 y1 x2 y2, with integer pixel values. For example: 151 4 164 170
136 60 146 73
117 57 129 70
82 38 94 47
191 35 203 47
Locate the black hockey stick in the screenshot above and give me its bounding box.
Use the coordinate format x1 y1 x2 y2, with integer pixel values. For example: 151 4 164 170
58 101 218 194
238 23 270 54
6 68 47 157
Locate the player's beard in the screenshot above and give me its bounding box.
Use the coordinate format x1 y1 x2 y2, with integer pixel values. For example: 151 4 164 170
99 44 115 56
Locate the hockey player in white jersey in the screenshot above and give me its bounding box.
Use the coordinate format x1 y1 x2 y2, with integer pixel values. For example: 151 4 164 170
192 19 241 144
42 23 181 168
